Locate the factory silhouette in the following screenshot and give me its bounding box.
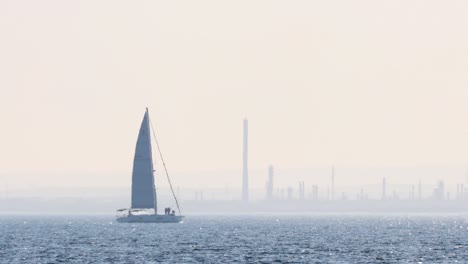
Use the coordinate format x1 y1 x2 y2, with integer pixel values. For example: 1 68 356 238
181 118 468 213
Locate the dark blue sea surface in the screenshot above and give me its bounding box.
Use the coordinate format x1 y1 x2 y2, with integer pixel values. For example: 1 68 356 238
1 214 468 263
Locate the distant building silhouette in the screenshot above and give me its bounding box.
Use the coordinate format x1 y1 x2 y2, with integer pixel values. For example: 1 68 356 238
359 188 364 200
299 181 305 200
433 181 445 201
457 184 465 201
266 165 274 200
461 184 465 200
311 185 319 200
287 187 293 200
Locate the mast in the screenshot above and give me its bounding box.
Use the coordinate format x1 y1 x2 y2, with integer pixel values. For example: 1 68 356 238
148 110 183 216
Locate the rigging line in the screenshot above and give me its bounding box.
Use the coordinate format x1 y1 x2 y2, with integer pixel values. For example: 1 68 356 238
149 117 182 216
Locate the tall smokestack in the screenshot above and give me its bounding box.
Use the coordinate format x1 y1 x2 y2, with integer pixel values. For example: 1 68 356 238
242 118 249 202
331 165 335 201
382 177 386 200
418 180 422 200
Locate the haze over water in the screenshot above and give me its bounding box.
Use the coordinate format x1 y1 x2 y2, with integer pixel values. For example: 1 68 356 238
1 0 468 192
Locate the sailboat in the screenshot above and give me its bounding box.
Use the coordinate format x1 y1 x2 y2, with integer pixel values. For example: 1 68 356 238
116 108 184 223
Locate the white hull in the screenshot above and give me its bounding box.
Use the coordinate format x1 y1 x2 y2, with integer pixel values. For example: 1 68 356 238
116 214 184 223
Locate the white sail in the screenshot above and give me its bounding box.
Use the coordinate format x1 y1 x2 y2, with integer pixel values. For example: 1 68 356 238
131 109 157 210
117 108 183 223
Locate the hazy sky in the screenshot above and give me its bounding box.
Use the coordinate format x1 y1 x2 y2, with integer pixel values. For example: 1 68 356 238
1 1 468 189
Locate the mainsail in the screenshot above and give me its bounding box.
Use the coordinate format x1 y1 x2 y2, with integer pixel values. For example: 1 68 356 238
131 109 157 210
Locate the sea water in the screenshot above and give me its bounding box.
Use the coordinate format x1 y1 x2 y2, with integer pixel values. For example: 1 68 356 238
1 214 468 263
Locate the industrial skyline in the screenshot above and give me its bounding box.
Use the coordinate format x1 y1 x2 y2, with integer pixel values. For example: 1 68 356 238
3 127 468 213
236 118 468 206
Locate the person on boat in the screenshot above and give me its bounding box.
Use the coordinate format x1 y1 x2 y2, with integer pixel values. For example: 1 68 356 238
171 210 175 216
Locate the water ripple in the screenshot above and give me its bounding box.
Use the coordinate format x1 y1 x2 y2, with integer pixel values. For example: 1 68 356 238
1 215 468 263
